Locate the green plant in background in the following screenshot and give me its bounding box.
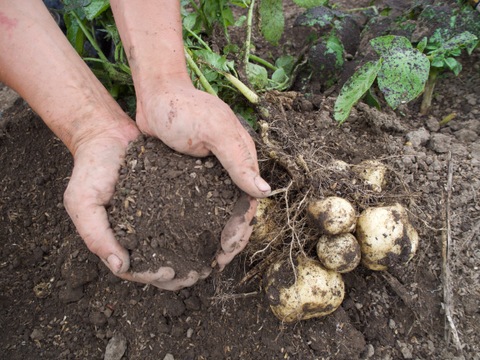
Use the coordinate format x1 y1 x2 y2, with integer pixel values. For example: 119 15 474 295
180 0 327 123
60 0 328 124
334 31 478 123
63 0 133 100
419 31 478 114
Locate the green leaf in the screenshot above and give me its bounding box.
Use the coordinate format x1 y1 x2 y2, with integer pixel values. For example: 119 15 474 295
442 31 478 54
371 35 412 57
83 0 110 20
246 63 269 90
271 68 288 84
364 88 381 110
377 48 430 109
334 60 382 123
325 34 344 68
183 12 198 31
430 57 445 68
293 0 329 8
64 12 85 55
193 49 233 72
275 55 295 74
416 37 428 53
259 0 284 45
444 57 462 75
234 15 247 27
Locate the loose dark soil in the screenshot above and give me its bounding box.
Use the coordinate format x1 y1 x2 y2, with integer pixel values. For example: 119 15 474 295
109 135 238 276
1 1 479 359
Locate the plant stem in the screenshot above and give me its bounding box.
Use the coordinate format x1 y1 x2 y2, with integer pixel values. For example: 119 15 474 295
249 54 277 71
185 28 213 52
224 73 259 104
343 6 378 15
184 47 218 96
71 11 109 63
244 0 255 71
420 68 440 115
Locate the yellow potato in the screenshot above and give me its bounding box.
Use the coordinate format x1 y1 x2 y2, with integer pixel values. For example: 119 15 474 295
264 256 345 322
356 203 419 271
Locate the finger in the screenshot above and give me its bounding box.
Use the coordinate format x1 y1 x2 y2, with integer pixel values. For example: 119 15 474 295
151 270 201 291
217 225 254 271
119 267 176 284
217 195 257 270
64 184 131 274
206 118 270 199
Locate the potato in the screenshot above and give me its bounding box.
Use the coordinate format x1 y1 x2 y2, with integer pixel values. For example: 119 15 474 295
327 159 350 172
356 203 419 271
316 233 361 273
352 160 387 192
264 256 345 322
307 197 357 235
251 198 276 242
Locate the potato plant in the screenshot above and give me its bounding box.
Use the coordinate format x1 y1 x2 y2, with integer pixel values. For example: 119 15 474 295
251 152 421 322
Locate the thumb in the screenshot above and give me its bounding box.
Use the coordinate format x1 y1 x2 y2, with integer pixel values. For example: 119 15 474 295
209 121 270 198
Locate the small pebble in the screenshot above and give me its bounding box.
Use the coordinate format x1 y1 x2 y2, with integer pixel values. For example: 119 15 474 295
104 333 127 360
30 328 44 341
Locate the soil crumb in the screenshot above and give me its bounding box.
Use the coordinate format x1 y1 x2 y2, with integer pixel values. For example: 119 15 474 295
108 135 239 276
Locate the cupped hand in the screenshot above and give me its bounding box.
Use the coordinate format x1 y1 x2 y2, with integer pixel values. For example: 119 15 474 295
135 81 269 269
63 125 211 291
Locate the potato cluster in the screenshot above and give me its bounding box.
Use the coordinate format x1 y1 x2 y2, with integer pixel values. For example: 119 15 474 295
260 160 419 323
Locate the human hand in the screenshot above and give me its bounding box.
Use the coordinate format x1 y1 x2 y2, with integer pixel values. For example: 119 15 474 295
135 80 268 270
135 79 271 199
63 125 211 291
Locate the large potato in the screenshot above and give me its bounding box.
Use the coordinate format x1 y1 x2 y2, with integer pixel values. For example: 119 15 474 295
356 203 419 271
264 256 345 322
316 233 361 273
307 197 357 235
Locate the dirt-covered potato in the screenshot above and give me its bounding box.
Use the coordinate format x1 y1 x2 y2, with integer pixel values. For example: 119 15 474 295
352 160 387 192
251 198 276 242
264 256 345 323
327 159 350 172
356 203 419 271
316 233 361 273
307 197 357 235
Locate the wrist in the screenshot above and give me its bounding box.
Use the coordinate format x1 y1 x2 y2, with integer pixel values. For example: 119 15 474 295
70 112 139 157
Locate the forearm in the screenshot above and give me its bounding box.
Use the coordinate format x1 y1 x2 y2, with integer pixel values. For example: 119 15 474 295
0 0 136 154
110 0 191 94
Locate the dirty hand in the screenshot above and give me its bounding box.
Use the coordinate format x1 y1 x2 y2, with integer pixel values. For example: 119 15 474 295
135 80 269 269
216 193 258 270
63 129 211 291
135 79 271 199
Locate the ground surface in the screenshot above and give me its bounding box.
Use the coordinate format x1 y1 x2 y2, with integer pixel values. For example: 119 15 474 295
1 1 479 359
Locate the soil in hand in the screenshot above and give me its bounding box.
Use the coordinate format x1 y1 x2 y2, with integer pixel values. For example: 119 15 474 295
108 135 239 276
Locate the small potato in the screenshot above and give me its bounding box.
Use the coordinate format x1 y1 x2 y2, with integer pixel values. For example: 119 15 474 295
264 256 345 322
352 160 387 192
356 203 419 271
327 159 350 172
316 233 361 273
307 197 357 235
251 198 276 242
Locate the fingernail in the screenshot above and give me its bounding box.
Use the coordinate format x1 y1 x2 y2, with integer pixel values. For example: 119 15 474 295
107 254 123 273
254 176 271 194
